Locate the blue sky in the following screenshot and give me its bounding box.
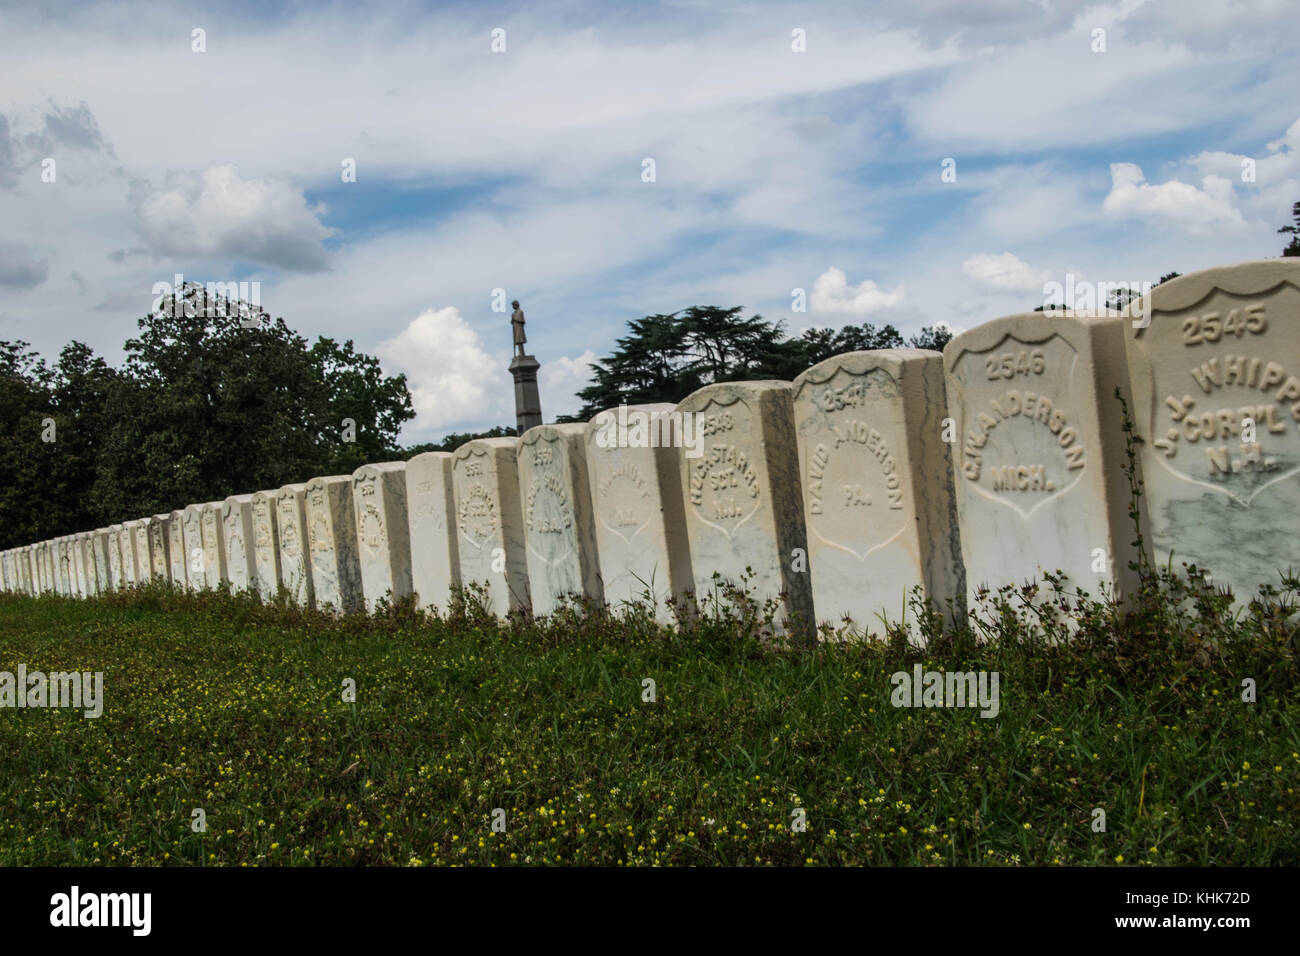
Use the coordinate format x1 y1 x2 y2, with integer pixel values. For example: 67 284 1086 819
1 0 1297 442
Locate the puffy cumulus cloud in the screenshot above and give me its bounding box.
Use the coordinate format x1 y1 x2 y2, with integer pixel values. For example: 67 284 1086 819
1188 116 1300 220
0 243 50 289
539 349 599 421
810 267 905 316
1101 162 1248 236
961 252 1050 292
129 164 334 271
375 307 511 436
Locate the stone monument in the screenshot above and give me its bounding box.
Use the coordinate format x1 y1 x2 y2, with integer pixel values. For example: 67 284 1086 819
508 299 543 435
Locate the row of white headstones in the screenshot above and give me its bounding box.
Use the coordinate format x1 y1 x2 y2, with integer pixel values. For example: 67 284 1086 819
3 259 1297 642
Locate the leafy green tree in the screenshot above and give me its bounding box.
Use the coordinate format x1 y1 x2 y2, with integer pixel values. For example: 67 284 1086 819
1279 201 1300 256
402 425 517 456
0 341 56 547
0 286 415 548
572 307 951 418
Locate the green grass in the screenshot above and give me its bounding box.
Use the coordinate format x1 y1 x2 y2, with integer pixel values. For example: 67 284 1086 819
0 569 1296 866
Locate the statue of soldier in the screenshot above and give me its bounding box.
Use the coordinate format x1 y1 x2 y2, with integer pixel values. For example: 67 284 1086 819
511 300 527 356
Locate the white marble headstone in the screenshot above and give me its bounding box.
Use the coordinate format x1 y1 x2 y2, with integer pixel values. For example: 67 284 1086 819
1124 260 1300 603
168 510 188 587
451 438 531 616
276 484 314 608
182 506 205 589
793 350 966 641
676 381 814 639
119 520 141 587
584 403 694 622
944 312 1138 612
72 534 89 597
133 520 153 584
352 462 413 612
404 452 461 613
91 530 111 594
305 476 363 614
250 491 282 600
200 502 228 590
518 424 603 615
222 495 256 594
149 515 171 582
106 526 123 590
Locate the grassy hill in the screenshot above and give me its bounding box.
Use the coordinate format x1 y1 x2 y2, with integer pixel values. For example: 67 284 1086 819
0 567 1295 866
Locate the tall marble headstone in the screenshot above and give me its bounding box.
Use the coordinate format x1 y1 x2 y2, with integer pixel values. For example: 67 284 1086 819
168 510 188 587
792 350 965 640
352 462 413 612
451 437 531 616
676 381 814 639
518 423 603 615
405 452 461 613
72 534 89 597
584 404 694 622
119 521 141 587
1124 260 1300 601
276 484 314 608
944 312 1138 610
106 527 123 591
304 476 363 614
250 491 282 600
133 520 153 584
182 506 205 588
64 537 77 595
200 502 228 590
222 495 256 595
91 530 111 594
149 515 171 582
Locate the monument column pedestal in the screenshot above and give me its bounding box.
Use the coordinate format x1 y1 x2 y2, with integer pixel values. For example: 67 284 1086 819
509 354 543 435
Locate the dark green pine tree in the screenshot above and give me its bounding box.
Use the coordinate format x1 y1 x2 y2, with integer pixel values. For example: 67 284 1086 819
1279 201 1300 256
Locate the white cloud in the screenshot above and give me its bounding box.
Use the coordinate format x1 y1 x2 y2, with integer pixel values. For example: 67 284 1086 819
374 308 599 439
129 164 334 271
540 349 599 421
961 252 1050 291
375 307 511 437
810 267 905 315
1101 162 1248 236
1188 116 1300 223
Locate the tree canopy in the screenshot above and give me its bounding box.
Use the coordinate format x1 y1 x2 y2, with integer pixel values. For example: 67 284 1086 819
568 305 951 419
0 285 414 549
1279 201 1300 257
